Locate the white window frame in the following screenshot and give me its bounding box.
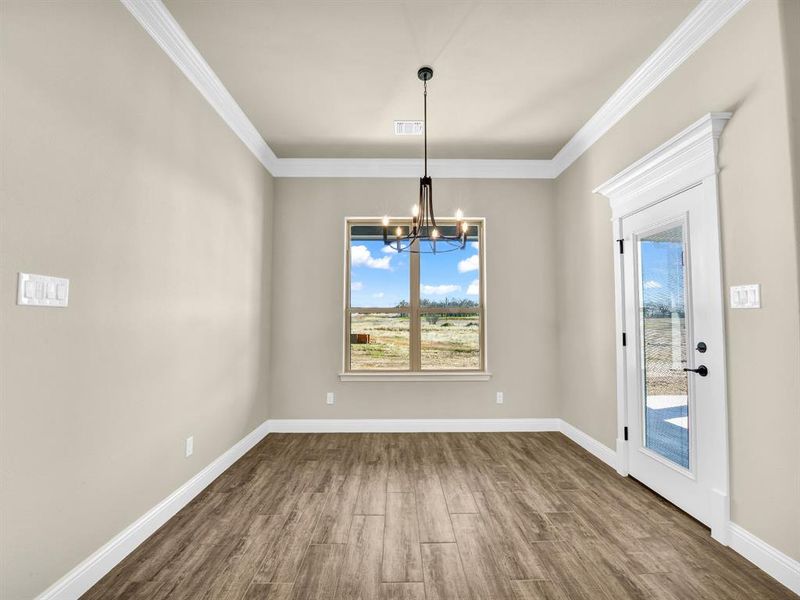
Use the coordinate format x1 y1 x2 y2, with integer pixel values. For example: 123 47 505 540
340 217 490 382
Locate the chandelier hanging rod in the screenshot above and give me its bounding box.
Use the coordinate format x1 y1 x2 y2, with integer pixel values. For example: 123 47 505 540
381 66 470 254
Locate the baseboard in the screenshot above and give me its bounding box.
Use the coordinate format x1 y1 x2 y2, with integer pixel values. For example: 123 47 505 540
728 523 800 596
267 418 561 433
34 417 800 599
558 420 619 470
35 420 271 600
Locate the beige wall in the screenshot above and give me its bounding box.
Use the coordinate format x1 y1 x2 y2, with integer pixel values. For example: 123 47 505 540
270 178 558 420
555 0 800 562
780 0 800 287
0 2 274 598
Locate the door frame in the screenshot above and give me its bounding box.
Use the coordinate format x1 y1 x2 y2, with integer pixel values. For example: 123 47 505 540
595 113 732 544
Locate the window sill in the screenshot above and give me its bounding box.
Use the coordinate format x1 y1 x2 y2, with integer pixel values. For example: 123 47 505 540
338 371 492 382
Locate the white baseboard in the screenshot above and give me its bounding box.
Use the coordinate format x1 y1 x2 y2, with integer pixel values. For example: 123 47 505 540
267 418 561 433
35 420 271 600
558 420 619 470
728 523 800 596
35 417 800 600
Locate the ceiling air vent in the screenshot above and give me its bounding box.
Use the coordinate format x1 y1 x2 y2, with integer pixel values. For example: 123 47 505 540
394 120 424 136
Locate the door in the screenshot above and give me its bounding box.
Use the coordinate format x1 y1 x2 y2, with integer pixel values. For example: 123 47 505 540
621 183 726 529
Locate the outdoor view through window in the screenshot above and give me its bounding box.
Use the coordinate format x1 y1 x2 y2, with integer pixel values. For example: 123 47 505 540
346 220 483 371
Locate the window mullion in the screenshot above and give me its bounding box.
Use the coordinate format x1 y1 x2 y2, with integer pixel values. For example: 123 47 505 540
410 239 421 371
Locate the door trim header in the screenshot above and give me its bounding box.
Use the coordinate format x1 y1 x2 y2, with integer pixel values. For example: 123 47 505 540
594 113 731 218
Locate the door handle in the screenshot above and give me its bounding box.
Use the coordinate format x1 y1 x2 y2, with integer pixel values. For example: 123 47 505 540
683 365 708 377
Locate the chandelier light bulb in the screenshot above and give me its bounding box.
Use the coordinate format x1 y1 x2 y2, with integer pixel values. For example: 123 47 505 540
455 209 464 221
432 228 439 239
461 221 469 233
396 226 402 237
412 204 420 217
382 215 389 226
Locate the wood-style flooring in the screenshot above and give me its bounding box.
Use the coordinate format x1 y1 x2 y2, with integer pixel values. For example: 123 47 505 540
84 432 796 599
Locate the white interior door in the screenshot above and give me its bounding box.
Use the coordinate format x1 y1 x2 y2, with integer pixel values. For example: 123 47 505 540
621 183 727 533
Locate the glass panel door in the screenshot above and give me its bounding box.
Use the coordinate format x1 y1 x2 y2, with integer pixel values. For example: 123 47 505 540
638 224 690 469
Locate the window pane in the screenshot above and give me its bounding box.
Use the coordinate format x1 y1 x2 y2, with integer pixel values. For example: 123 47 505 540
420 312 480 370
638 224 689 469
350 312 409 370
350 225 409 308
419 224 480 308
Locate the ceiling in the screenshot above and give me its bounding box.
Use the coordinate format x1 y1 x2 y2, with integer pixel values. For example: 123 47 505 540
165 0 698 160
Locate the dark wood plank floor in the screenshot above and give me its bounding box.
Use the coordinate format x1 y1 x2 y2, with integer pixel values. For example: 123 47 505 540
84 432 796 599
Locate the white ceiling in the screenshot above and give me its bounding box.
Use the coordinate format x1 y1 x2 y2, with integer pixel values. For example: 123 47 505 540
164 0 698 160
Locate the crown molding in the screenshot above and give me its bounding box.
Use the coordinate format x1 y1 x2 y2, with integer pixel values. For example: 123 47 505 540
551 0 749 177
119 0 280 173
121 0 748 180
273 158 557 179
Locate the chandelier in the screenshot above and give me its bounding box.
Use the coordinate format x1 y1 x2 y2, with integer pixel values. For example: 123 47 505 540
382 67 469 254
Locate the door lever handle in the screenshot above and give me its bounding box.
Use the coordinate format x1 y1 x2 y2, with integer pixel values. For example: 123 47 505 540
683 365 708 377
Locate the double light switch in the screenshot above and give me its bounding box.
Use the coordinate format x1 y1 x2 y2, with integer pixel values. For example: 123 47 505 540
17 273 69 307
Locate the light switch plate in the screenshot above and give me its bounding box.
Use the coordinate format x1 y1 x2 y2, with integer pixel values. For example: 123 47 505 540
185 436 194 457
17 273 69 307
730 284 760 309
326 392 335 405
496 392 504 404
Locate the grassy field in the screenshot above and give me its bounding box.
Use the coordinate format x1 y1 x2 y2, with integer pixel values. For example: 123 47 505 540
642 316 687 395
349 313 681 379
350 313 409 370
350 313 480 370
421 313 480 369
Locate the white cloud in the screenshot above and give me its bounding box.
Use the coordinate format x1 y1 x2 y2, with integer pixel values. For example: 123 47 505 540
470 242 479 250
351 281 364 291
351 245 392 269
372 292 385 299
458 254 480 273
382 245 399 254
466 279 480 296
421 284 461 296
643 280 662 289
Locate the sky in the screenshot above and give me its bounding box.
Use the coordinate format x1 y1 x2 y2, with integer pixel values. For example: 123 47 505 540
350 238 480 308
640 236 685 311
351 231 681 310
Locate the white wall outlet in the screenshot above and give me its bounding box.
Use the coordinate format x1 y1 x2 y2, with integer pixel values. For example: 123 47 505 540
326 392 335 405
496 392 504 404
17 272 69 307
730 284 760 309
185 436 193 457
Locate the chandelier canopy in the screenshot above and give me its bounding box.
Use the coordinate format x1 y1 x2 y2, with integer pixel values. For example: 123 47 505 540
382 67 469 254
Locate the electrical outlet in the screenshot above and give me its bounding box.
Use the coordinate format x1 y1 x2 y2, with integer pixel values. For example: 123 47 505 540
496 392 504 404
185 436 193 457
326 392 335 405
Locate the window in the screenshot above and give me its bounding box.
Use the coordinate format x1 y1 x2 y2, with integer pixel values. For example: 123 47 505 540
345 218 485 374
